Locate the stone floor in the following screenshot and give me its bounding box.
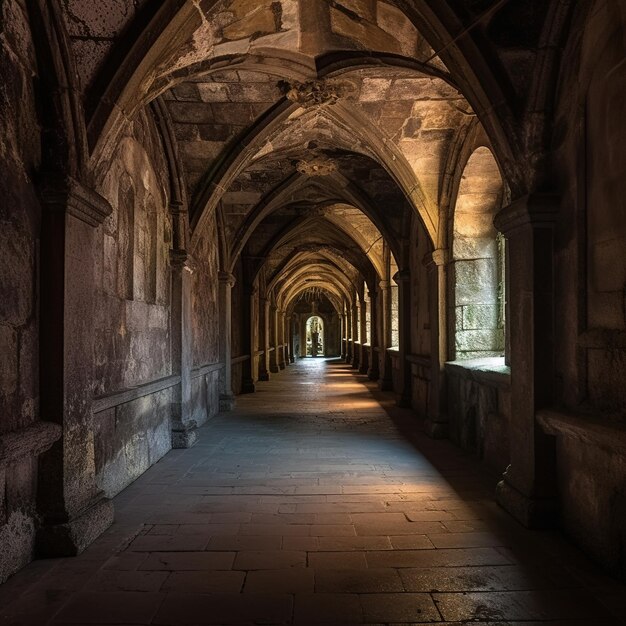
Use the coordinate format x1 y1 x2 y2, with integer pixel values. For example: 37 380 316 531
1 358 625 625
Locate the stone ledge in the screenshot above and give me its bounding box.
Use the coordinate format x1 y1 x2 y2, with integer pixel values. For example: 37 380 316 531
191 362 224 379
0 422 62 464
445 357 510 389
407 353 430 367
538 409 626 453
231 354 250 365
93 374 181 413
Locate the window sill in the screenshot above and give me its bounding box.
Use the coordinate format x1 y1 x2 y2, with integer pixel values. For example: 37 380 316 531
445 357 510 388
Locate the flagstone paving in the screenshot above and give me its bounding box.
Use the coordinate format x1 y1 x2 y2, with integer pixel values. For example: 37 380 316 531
1 358 625 625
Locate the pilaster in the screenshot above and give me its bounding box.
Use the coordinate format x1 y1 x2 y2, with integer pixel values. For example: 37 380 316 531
37 175 114 557
494 193 560 528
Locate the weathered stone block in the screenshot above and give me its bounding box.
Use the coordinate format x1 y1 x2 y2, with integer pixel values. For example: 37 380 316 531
454 259 497 305
463 304 499 331
455 329 503 353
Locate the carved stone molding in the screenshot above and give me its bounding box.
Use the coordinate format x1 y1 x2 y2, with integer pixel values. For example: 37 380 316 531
281 79 346 107
39 175 112 227
296 156 337 177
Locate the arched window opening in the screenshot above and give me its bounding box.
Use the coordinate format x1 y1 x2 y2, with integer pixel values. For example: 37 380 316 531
452 147 505 360
306 316 324 357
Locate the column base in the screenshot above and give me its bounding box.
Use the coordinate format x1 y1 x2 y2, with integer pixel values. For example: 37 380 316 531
258 371 270 382
289 356 295 364
358 364 368 375
241 379 255 394
219 393 236 412
36 496 114 558
367 368 379 381
424 418 449 439
171 422 198 448
270 365 279 374
396 393 411 408
378 377 393 391
496 477 559 529
279 362 286 370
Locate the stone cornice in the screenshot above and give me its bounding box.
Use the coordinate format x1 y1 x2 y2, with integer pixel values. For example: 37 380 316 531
40 175 112 227
494 193 559 236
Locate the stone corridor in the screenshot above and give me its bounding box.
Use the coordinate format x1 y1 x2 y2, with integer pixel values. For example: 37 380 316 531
1 359 624 625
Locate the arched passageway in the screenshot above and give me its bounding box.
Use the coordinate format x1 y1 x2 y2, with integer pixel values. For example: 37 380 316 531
1 0 626 619
0 359 621 623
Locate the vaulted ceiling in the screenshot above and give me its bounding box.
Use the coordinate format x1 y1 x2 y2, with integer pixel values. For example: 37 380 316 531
57 0 566 312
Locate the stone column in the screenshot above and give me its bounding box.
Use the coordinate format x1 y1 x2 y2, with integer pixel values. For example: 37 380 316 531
494 194 559 528
37 176 114 557
395 269 412 407
424 249 450 437
240 283 256 394
258 297 270 381
339 313 346 360
367 291 380 381
278 310 286 369
218 271 236 411
358 295 369 375
351 301 360 369
289 315 296 362
345 308 353 363
378 280 393 390
299 315 307 358
170 251 197 448
269 304 280 373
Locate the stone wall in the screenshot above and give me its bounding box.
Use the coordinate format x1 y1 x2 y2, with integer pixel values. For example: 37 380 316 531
547 0 626 576
91 110 174 497
446 361 511 477
0 0 45 583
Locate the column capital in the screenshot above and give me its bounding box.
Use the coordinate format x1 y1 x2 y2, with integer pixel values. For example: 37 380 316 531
170 249 191 269
218 271 236 288
379 280 390 289
39 174 112 227
392 268 411 284
431 248 449 267
494 193 559 236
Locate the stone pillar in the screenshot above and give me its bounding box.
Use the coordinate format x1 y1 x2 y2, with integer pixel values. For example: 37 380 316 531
340 314 347 360
367 291 380 381
299 315 306 358
494 194 559 528
345 308 353 363
240 283 256 393
351 302 360 369
395 269 412 407
269 304 280 373
37 176 114 557
218 271 236 411
423 249 449 437
170 251 197 448
258 297 270 381
278 310 286 369
358 295 369 375
289 315 296 362
378 280 393 390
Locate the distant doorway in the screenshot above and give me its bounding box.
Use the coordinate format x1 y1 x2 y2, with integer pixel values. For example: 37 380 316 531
306 316 324 357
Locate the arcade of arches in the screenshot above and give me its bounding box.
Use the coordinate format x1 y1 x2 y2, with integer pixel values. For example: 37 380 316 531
1 0 626 614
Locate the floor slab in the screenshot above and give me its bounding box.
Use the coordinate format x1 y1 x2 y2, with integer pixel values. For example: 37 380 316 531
0 358 624 625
